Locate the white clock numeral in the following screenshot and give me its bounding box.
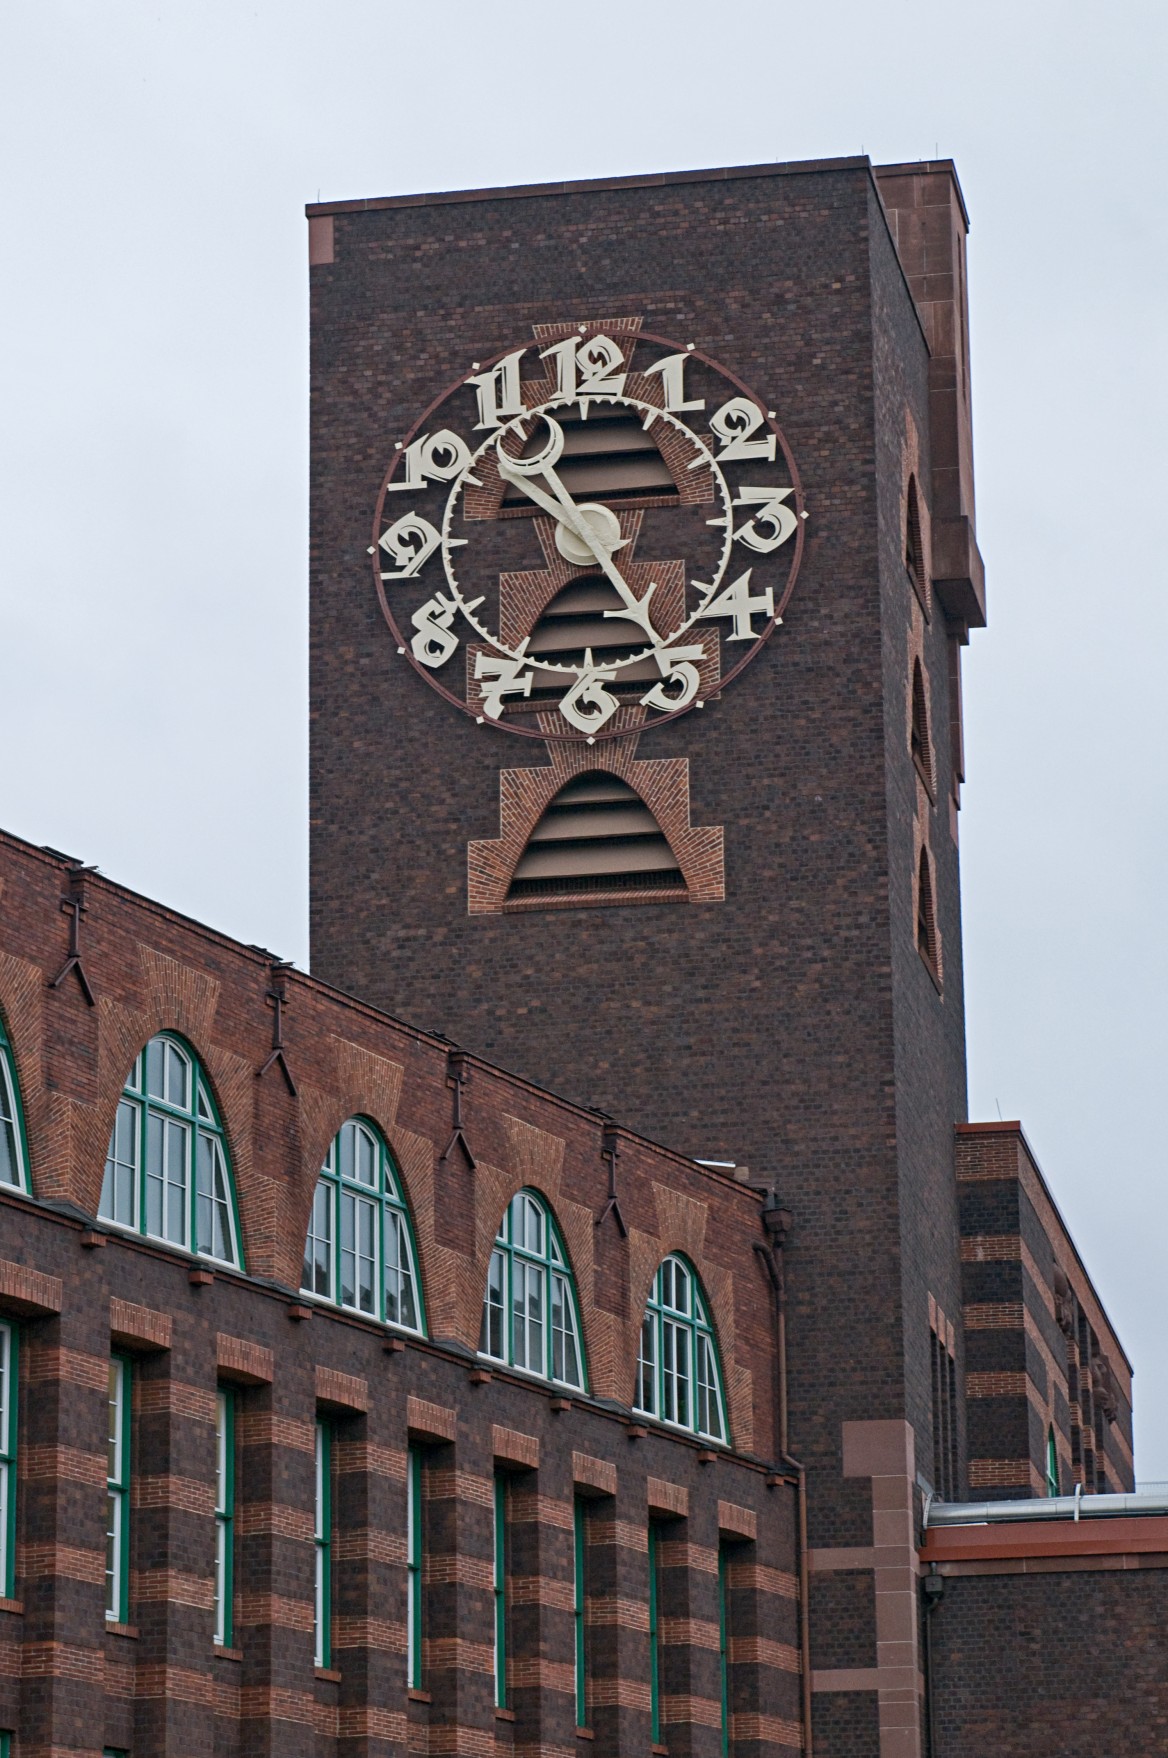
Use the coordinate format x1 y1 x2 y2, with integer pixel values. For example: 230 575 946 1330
379 512 443 578
467 350 527 430
386 429 473 492
643 352 705 413
709 397 777 463
540 333 627 401
558 655 620 733
696 568 774 642
732 485 798 553
640 643 705 712
474 650 535 719
410 591 462 668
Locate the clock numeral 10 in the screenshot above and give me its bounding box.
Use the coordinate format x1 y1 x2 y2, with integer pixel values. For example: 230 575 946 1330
386 429 473 492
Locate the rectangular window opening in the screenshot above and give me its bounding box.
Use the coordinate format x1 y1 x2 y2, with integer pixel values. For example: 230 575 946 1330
407 1444 424 1690
493 1470 509 1710
314 1418 332 1668
649 1519 663 1747
574 1496 589 1730
106 1356 131 1623
214 1388 235 1647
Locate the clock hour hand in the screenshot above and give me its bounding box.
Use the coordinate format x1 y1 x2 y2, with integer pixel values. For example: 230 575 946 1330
495 426 658 642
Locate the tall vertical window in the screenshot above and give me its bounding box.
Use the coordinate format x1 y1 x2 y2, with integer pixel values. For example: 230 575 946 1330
214 1389 235 1646
99 1035 242 1267
314 1420 332 1668
718 1546 730 1758
479 1190 585 1390
648 1521 662 1746
574 1498 588 1730
635 1255 727 1444
301 1118 423 1334
493 1471 508 1710
106 1357 130 1623
1046 1426 1060 1498
0 1018 29 1194
0 1325 17 1598
407 1445 423 1689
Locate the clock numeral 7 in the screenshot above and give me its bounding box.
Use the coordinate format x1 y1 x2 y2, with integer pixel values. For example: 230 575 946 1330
640 643 705 712
696 568 774 642
540 333 627 401
709 397 776 463
379 512 443 579
732 485 798 553
474 651 535 719
386 429 473 493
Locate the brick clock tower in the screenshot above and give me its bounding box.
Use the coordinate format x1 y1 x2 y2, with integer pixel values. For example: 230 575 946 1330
308 157 986 1747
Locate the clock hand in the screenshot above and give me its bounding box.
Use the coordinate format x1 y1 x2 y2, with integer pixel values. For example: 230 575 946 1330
495 432 659 642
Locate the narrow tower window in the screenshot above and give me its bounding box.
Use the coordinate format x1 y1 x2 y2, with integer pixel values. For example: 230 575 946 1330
911 659 934 797
106 1357 131 1623
905 474 927 605
214 1389 235 1647
314 1419 332 1668
916 848 939 980
506 774 685 902
0 1325 17 1598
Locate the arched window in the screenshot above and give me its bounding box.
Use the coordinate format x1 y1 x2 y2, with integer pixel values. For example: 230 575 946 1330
917 847 939 978
479 1190 585 1389
301 1118 423 1333
100 1034 241 1266
911 659 934 796
0 1016 29 1194
635 1255 727 1444
905 474 927 603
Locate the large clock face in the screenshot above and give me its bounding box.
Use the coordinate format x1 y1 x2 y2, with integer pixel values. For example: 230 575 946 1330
371 323 805 741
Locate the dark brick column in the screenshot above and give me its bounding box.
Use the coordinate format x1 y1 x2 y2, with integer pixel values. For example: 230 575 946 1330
425 1401 494 1753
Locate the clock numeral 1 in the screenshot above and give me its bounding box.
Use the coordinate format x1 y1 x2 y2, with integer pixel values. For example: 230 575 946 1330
696 568 774 642
467 350 527 430
386 429 473 492
539 333 627 401
732 485 798 553
643 352 705 413
640 643 705 712
379 512 442 579
709 397 777 463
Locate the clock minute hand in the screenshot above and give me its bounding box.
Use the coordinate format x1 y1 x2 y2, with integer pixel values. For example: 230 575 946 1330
495 441 658 641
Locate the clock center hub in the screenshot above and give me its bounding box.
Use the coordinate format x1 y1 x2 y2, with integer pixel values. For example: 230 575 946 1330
554 500 623 566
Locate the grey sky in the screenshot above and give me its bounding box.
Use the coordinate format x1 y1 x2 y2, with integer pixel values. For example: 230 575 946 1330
2 2 1165 1469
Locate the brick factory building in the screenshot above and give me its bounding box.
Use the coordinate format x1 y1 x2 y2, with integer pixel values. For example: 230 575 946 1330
0 156 1165 1756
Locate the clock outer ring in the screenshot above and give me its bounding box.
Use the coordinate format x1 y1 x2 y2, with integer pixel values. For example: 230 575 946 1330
371 327 807 742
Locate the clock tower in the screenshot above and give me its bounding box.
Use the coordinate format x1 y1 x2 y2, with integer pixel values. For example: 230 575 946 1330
307 154 985 1723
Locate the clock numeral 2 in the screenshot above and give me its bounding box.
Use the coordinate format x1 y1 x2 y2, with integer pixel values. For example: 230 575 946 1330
709 397 777 463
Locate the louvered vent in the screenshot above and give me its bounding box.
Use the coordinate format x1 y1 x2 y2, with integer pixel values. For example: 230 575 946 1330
507 775 685 900
502 411 676 507
522 579 662 706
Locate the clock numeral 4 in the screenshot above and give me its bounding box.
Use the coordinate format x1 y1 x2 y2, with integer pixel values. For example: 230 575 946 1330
467 350 527 430
732 485 798 553
386 429 473 492
696 568 774 642
709 397 776 463
640 643 705 712
379 512 442 579
540 333 627 401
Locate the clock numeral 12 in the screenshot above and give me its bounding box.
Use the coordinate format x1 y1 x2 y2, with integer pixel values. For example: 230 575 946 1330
539 333 627 401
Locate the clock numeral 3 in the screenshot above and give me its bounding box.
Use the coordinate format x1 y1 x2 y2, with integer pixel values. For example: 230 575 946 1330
732 485 798 553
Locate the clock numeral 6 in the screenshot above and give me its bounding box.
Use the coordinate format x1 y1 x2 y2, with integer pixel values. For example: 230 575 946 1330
379 512 442 579
558 661 620 733
732 485 798 553
640 643 705 712
696 568 774 642
709 397 777 463
386 429 473 493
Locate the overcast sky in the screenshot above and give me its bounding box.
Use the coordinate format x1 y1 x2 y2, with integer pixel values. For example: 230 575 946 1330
2 1 1165 1472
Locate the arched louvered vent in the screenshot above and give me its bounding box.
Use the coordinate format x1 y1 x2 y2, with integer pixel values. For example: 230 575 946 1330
911 658 934 795
917 846 939 978
502 410 677 508
507 774 686 901
523 580 665 706
905 474 927 603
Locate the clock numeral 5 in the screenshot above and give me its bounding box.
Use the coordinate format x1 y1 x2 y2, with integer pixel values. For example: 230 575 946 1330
696 568 774 642
379 512 442 579
732 485 798 553
467 350 527 430
386 429 473 492
709 397 777 463
640 643 705 712
540 333 627 401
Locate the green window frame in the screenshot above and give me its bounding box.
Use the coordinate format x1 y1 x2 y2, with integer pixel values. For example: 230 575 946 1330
314 1419 332 1668
479 1190 585 1390
407 1445 423 1689
718 1545 730 1757
0 1324 17 1599
214 1388 235 1646
1046 1425 1060 1498
106 1355 131 1624
0 1016 30 1195
301 1117 424 1334
635 1254 728 1444
493 1471 508 1710
574 1497 588 1729
648 1520 662 1746
100 1034 242 1267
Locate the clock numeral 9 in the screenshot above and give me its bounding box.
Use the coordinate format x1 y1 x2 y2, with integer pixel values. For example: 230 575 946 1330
379 513 442 579
640 643 705 712
697 568 774 642
709 397 777 463
386 429 473 493
732 485 798 553
540 333 627 402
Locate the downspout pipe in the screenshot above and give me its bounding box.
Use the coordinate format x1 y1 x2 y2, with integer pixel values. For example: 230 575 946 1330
755 1194 812 1757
